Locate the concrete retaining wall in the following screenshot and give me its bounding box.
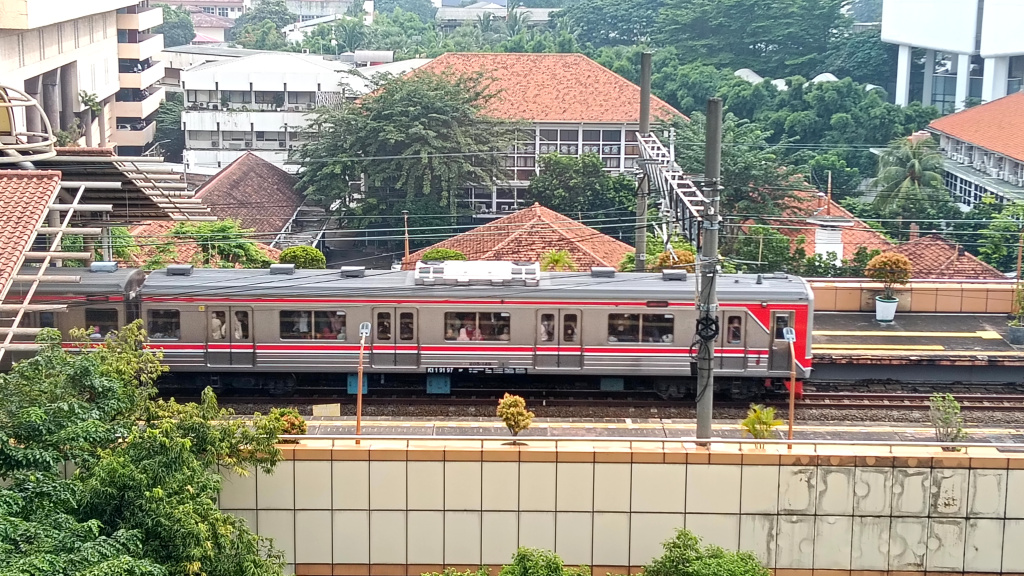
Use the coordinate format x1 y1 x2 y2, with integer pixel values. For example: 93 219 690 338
218 439 1024 576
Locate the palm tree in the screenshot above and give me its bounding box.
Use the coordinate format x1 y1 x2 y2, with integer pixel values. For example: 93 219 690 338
870 135 946 211
505 5 532 37
476 11 498 34
540 250 577 272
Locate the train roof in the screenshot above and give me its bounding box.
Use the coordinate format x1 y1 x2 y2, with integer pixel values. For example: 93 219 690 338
138 268 812 303
9 266 146 296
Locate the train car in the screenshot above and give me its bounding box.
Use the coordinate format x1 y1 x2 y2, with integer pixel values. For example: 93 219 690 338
132 261 814 398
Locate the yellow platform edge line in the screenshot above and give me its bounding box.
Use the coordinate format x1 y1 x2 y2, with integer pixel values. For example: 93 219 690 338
814 330 1003 339
814 344 946 351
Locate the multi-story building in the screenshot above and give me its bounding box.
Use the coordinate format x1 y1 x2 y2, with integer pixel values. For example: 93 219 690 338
414 53 681 216
175 0 250 20
928 91 1024 206
0 0 164 153
882 0 1024 113
179 52 375 171
287 0 357 21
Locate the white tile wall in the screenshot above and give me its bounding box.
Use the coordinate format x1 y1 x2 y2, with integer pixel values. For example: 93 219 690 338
686 513 739 549
333 461 369 510
223 508 257 530
892 469 931 516
295 510 333 563
555 512 593 565
852 516 890 570
888 517 927 570
258 509 295 563
1006 470 1024 518
930 469 968 517
593 463 631 512
333 510 369 563
445 511 482 565
854 467 892 516
556 463 594 512
738 515 776 566
369 510 406 563
813 516 853 569
257 460 294 509
687 465 740 514
775 515 814 569
520 463 556 511
631 464 685 513
778 467 816 515
220 467 257 509
482 462 519 511
816 467 855 516
295 461 332 510
481 512 518 565
408 462 444 510
629 513 683 565
369 462 406 511
407 511 444 563
1003 519 1024 572
592 512 630 566
445 462 482 511
740 465 779 514
968 468 1007 517
965 518 1003 572
519 511 555 550
925 518 966 571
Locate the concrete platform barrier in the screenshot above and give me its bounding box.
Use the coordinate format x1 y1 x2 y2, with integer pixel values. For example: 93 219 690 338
219 435 1024 576
810 280 1017 314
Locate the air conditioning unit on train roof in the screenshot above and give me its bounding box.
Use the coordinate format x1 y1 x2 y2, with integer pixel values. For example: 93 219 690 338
414 260 540 287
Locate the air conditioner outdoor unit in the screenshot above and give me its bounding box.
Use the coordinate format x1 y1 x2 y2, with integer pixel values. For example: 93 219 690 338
211 140 219 147
306 102 315 110
278 141 286 148
209 103 220 110
197 101 208 109
244 141 252 148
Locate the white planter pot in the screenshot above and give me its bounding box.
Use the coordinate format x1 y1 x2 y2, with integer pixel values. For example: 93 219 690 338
875 296 898 322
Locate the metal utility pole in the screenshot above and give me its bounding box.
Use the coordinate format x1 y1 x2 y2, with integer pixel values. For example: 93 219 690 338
634 52 652 272
402 210 410 260
695 98 723 441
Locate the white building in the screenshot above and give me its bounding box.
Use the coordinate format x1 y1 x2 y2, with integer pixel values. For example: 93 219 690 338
882 0 1024 113
180 52 426 171
174 0 251 20
0 0 166 154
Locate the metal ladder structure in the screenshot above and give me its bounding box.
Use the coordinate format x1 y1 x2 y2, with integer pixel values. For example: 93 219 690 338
636 132 706 248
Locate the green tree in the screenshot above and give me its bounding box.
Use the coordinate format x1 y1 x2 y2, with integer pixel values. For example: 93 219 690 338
645 528 769 576
806 152 861 200
232 0 297 33
732 225 794 273
235 19 291 50
279 245 327 269
552 0 665 47
928 393 967 448
155 90 185 163
977 203 1024 272
154 4 195 47
824 29 898 87
296 71 517 224
421 247 468 261
540 250 577 271
499 548 590 576
656 0 849 78
0 322 289 575
496 393 534 439
870 136 946 211
849 0 882 22
526 153 636 218
375 0 437 22
167 219 274 268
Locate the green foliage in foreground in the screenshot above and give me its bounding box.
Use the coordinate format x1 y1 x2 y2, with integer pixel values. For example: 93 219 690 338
0 321 290 576
645 529 770 576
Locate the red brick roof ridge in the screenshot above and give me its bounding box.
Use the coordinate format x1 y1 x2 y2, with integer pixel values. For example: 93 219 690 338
480 204 611 267
890 234 1006 280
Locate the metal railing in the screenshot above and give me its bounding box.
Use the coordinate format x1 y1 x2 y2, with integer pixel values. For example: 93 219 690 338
277 434 1022 456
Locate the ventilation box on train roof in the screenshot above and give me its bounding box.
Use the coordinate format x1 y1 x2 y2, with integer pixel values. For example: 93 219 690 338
414 260 540 286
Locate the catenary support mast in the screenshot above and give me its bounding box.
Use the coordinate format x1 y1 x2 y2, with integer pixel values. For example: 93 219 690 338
634 52 652 272
696 98 723 441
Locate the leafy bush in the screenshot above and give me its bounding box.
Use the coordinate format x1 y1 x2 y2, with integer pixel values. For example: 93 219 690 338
279 246 327 269
269 407 307 442
540 250 577 271
865 252 912 299
422 247 467 262
645 529 769 576
497 393 534 438
499 548 590 576
652 249 696 272
928 393 966 450
739 404 783 447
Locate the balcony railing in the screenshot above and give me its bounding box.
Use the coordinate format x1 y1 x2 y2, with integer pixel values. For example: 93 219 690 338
116 6 163 31
113 87 164 119
119 61 165 91
112 120 157 148
118 33 163 60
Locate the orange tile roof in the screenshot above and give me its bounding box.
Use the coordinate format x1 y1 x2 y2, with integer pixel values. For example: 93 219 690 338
126 220 281 268
890 234 1006 280
401 203 633 270
194 152 303 241
0 170 62 300
928 91 1024 162
755 189 893 261
416 53 682 123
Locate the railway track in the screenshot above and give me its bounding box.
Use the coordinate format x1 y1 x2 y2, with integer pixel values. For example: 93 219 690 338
800 392 1024 411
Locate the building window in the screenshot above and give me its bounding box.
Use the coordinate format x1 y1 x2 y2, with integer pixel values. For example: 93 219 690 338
148 309 180 340
218 7 229 16
202 6 214 13
444 312 510 341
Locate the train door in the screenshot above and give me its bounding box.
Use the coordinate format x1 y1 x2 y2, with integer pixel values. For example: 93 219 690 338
719 311 746 371
371 307 418 367
768 311 793 372
535 309 583 369
206 306 254 367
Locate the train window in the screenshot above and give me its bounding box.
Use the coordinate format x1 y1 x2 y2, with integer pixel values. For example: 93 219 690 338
539 314 554 342
211 311 227 340
233 311 250 340
444 312 510 342
39 311 55 329
608 313 674 343
377 312 392 341
774 314 790 339
280 310 312 339
314 311 346 340
148 309 180 340
563 313 578 343
85 308 118 339
608 314 639 342
642 314 674 343
399 312 414 341
727 316 743 344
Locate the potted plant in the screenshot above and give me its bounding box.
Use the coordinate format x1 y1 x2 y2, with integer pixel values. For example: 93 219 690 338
864 252 912 322
1009 282 1024 345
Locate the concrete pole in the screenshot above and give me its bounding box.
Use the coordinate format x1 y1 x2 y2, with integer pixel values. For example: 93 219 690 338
894 45 912 106
634 52 652 273
41 70 60 133
97 97 108 147
982 57 1010 102
955 53 971 111
922 50 935 107
23 76 42 138
60 64 76 131
695 98 723 441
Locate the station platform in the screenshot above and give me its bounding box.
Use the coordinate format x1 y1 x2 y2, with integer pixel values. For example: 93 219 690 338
301 417 1024 446
810 312 1024 381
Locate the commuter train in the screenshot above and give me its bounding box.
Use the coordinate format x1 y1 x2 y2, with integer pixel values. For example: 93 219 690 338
9 260 814 398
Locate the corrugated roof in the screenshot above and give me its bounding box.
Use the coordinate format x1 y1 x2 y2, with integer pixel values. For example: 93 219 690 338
928 91 1024 162
402 203 634 271
0 170 62 301
415 53 682 123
